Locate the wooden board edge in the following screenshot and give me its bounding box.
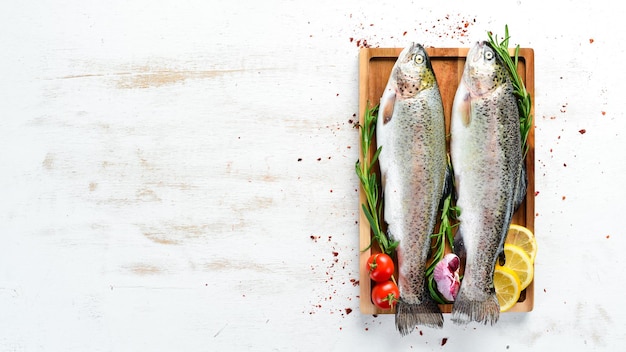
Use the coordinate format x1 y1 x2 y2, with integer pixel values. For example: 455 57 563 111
357 47 535 315
357 48 374 314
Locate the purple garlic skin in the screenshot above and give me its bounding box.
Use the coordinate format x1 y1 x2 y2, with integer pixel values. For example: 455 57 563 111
433 253 461 302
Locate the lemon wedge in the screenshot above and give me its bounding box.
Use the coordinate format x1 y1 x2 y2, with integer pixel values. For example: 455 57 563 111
494 265 522 312
506 224 537 262
498 243 534 290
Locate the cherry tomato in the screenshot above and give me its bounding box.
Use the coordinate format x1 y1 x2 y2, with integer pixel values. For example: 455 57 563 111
366 253 395 282
371 280 400 309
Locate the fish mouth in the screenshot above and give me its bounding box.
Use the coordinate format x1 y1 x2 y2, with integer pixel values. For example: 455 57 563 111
469 41 487 63
399 42 418 63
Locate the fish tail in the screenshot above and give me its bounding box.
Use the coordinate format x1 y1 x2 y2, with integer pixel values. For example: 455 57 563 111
450 290 500 325
395 299 444 335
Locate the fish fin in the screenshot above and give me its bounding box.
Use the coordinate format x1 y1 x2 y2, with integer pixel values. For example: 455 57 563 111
443 161 454 201
513 163 528 211
395 298 444 335
452 82 471 127
498 249 506 266
461 94 471 126
379 88 396 124
499 164 527 252
453 230 466 264
451 289 500 325
436 163 454 211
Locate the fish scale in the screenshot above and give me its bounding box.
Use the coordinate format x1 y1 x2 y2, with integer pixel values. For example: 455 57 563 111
450 41 527 325
376 43 448 335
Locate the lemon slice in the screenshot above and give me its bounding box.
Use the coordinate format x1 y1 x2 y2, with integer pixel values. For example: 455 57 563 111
494 265 521 312
506 224 537 262
498 243 534 290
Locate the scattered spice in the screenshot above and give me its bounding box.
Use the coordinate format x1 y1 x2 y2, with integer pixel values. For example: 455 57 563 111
308 234 358 317
579 129 586 134
441 338 448 346
348 14 476 49
355 39 370 48
589 38 594 44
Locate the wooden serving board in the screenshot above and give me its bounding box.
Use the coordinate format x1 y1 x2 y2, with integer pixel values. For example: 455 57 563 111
358 47 535 315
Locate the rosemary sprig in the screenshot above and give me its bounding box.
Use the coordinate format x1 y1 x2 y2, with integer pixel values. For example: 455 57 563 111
355 104 398 255
487 25 533 157
426 156 460 304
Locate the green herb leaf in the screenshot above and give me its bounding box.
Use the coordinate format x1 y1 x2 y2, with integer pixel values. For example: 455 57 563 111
428 275 448 304
356 104 398 255
487 24 533 157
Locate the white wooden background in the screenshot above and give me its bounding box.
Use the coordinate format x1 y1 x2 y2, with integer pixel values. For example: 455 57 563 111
1 1 625 351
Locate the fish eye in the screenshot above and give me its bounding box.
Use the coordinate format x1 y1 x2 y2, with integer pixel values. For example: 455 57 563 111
414 54 424 64
485 50 494 60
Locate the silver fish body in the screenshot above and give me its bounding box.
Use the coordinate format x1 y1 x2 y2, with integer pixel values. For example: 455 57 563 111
449 41 527 325
376 43 447 334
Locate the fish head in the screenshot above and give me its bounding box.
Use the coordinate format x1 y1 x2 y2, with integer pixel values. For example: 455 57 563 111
464 41 509 97
393 43 437 99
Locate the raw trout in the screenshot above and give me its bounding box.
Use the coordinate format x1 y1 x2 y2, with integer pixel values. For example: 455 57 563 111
376 43 448 335
450 41 527 325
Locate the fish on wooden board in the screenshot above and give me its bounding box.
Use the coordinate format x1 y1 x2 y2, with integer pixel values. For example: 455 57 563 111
376 43 449 335
449 41 527 325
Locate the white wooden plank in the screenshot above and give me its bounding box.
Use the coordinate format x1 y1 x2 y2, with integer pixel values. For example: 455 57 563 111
2 0 626 351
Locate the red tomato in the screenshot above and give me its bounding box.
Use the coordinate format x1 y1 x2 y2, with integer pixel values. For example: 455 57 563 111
371 280 400 309
366 253 395 282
